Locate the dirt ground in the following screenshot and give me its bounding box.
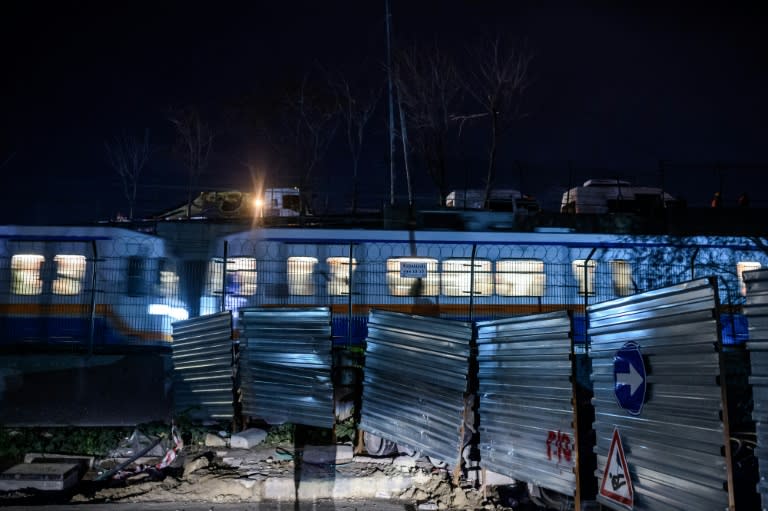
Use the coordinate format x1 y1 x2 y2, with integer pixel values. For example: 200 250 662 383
1 444 544 510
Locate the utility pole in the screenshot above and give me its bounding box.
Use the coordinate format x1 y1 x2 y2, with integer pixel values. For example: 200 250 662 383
385 0 396 207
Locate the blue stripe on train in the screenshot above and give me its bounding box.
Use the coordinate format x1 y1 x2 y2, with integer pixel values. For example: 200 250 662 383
0 317 168 347
329 312 750 347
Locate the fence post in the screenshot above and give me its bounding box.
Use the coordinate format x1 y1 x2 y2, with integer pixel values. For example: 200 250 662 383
690 247 700 280
584 247 597 351
88 240 98 356
469 244 477 322
220 241 228 313
347 242 355 348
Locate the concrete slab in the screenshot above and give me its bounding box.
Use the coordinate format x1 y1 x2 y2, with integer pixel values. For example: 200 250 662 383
0 463 80 491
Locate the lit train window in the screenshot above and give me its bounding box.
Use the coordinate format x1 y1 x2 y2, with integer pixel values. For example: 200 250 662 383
11 254 44 295
206 257 258 296
386 257 439 296
572 259 597 296
496 259 545 297
737 261 762 296
288 256 318 296
327 257 357 296
53 255 86 295
441 259 493 296
610 260 635 297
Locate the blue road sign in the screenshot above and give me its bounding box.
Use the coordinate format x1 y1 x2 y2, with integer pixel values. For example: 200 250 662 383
613 341 647 415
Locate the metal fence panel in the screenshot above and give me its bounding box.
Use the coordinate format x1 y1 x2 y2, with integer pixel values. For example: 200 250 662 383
476 310 577 497
171 311 234 421
359 309 473 466
239 307 334 429
588 277 732 511
744 268 768 511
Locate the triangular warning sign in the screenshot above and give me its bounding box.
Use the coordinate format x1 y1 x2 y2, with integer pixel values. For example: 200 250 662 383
599 427 634 509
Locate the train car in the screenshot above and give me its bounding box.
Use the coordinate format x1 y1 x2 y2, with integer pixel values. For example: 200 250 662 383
0 225 186 352
195 225 768 346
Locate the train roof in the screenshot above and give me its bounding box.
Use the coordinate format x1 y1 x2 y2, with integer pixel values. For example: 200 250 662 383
218 226 767 251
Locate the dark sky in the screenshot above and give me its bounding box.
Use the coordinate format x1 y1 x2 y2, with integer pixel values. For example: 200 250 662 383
1 1 766 224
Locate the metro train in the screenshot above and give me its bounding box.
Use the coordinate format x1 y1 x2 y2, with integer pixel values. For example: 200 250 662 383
3 220 765 351
0 225 184 351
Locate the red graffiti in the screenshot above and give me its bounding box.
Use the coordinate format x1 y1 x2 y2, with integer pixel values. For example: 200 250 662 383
546 430 572 463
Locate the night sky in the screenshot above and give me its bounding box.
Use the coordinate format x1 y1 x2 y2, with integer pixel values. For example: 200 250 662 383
1 1 766 224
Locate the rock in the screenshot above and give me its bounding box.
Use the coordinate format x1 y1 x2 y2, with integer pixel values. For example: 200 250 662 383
230 428 268 449
183 455 210 475
204 433 227 447
483 470 516 487
301 444 353 464
393 455 416 470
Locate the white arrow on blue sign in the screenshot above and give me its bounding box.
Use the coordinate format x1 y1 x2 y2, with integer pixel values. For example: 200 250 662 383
613 341 647 415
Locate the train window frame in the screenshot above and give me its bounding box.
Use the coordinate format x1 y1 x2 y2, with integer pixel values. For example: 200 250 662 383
386 257 439 297
495 259 545 297
572 259 597 296
206 257 258 297
157 258 180 298
127 256 147 297
441 258 493 296
288 256 318 296
326 256 357 296
11 254 44 295
53 254 86 295
610 259 635 297
737 261 762 297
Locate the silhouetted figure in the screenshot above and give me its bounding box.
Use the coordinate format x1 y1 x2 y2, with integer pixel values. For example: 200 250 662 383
711 192 722 208
738 192 750 208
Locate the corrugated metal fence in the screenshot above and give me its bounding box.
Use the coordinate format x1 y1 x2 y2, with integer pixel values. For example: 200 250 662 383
744 268 768 511
171 311 235 421
476 310 579 498
238 307 334 429
588 278 733 510
359 309 473 468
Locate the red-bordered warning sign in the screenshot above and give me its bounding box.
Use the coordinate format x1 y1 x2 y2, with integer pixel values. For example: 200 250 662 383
599 427 634 509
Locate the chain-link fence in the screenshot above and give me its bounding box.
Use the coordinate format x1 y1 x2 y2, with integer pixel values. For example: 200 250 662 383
199 237 767 347
0 233 177 350
2 230 763 350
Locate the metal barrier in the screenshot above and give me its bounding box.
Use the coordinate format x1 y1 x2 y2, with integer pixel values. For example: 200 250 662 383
588 277 734 510
744 269 768 511
171 311 235 421
476 310 580 498
359 309 473 468
238 307 334 429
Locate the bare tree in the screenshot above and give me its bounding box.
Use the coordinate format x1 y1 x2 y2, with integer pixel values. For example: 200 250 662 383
394 42 462 206
168 107 214 219
463 36 531 207
334 74 382 213
104 130 152 220
275 70 340 217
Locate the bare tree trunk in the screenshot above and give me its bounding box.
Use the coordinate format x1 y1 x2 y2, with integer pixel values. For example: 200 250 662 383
483 112 499 207
396 83 413 209
386 0 397 207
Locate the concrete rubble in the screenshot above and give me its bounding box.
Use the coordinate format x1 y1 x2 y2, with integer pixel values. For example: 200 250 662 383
1 435 545 510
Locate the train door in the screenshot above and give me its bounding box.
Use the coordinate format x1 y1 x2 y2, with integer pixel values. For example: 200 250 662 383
4 239 94 349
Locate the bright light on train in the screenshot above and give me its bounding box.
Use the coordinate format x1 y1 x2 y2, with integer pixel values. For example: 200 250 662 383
148 304 189 321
